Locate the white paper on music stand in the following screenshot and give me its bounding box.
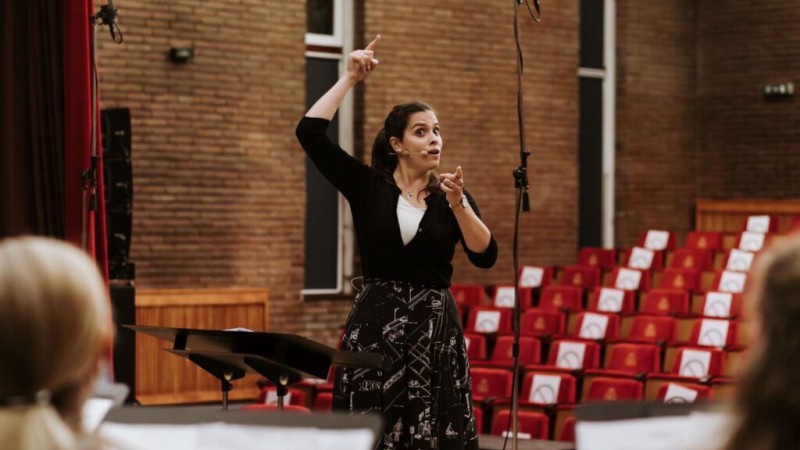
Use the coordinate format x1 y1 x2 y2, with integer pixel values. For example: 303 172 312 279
494 286 516 308
575 411 732 450
628 247 655 270
475 310 501 333
644 230 670 251
556 341 587 369
726 249 754 272
718 271 746 293
597 288 624 312
746 215 771 233
578 313 610 339
520 266 545 288
83 398 115 432
738 231 765 252
99 422 376 450
697 319 729 347
678 349 712 378
614 268 642 290
703 292 733 318
265 390 292 405
528 374 562 404
663 383 699 403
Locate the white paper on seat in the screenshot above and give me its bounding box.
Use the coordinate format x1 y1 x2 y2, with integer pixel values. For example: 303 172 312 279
520 266 545 288
597 288 625 312
556 342 587 369
738 231 766 252
726 249 755 272
746 215 771 233
678 349 712 378
464 336 471 350
501 431 532 440
494 286 516 308
718 270 747 293
475 310 501 333
99 422 376 450
528 374 562 404
578 313 610 339
266 390 292 405
703 292 733 317
697 319 730 347
628 247 655 270
575 411 732 450
644 230 670 250
663 383 699 404
614 268 642 290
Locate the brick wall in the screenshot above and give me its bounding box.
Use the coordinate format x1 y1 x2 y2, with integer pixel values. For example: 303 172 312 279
97 1 580 346
615 0 698 248
697 1 800 200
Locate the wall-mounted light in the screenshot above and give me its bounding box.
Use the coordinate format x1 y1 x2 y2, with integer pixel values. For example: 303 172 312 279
762 82 794 98
169 47 195 63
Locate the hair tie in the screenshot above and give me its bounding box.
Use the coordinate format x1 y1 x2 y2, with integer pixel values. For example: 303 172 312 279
0 389 52 407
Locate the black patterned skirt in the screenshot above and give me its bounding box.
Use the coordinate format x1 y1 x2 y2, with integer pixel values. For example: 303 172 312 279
333 279 479 450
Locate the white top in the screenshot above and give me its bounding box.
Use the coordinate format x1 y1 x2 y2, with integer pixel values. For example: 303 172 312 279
397 196 426 245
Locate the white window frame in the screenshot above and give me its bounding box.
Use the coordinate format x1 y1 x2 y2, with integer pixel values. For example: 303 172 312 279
301 0 354 296
305 0 345 48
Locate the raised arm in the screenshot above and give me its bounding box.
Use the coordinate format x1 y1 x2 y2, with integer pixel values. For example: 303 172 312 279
306 35 381 119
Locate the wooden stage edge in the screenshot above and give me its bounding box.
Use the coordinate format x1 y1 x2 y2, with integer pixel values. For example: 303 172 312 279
479 435 574 450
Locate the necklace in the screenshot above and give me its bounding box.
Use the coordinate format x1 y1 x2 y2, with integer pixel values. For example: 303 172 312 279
402 184 426 200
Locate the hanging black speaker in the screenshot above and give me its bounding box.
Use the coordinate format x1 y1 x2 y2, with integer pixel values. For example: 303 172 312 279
101 108 135 280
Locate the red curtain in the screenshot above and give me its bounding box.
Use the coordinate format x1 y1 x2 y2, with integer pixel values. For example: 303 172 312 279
63 0 109 281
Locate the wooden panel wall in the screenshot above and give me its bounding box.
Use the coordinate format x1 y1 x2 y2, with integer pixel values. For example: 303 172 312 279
135 289 269 405
696 199 800 233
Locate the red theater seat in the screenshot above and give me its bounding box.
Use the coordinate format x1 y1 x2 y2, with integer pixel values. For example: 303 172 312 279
464 332 488 361
472 335 541 369
491 285 534 310
685 318 739 348
518 371 577 405
560 266 601 291
697 292 743 319
519 308 566 337
469 368 514 403
608 267 651 291
685 231 723 251
569 312 620 340
583 377 643 402
539 285 584 312
622 315 678 344
491 410 550 440
450 284 485 309
621 247 664 271
587 342 661 377
640 289 690 316
656 382 712 403
312 391 333 411
659 268 701 292
465 306 512 334
577 247 617 271
518 265 555 289
669 248 713 271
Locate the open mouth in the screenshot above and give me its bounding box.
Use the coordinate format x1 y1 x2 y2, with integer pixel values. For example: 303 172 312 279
426 149 441 156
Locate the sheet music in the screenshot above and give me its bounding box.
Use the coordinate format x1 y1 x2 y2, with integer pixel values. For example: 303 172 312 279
576 411 731 450
520 266 545 287
99 422 376 450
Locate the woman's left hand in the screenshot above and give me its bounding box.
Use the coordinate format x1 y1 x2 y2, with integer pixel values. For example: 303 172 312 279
440 166 465 206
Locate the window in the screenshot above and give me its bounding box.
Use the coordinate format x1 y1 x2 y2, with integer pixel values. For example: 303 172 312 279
302 0 354 295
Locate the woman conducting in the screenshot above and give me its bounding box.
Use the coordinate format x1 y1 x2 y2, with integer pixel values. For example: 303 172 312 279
296 35 497 450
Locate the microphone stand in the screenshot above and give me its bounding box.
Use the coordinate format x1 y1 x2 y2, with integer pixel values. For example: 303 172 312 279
83 1 122 251
505 1 540 450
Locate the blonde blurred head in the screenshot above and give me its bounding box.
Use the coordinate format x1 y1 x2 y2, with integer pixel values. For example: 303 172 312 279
0 236 112 450
725 234 800 450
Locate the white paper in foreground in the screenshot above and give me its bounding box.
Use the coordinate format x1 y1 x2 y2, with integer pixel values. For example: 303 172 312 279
99 422 375 450
576 411 732 450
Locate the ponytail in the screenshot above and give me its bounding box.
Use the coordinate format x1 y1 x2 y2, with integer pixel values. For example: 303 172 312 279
0 404 78 450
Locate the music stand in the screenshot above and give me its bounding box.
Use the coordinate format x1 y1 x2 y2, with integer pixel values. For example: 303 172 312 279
126 325 388 411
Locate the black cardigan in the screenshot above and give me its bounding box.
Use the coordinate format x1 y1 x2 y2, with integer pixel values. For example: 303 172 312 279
296 117 497 288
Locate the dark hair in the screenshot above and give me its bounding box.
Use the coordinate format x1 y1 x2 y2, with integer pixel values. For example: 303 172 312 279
371 102 441 192
724 235 800 450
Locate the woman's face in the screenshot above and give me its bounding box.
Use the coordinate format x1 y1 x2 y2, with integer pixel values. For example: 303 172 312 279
395 110 442 170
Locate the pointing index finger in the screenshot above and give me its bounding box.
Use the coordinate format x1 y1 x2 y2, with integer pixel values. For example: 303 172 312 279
365 34 381 51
